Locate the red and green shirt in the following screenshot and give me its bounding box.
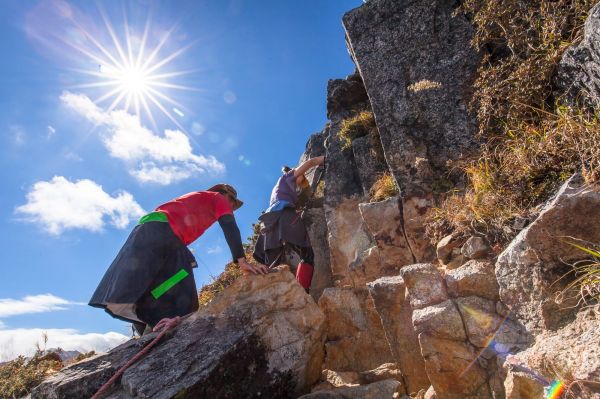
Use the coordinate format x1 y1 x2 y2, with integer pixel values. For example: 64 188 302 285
156 191 233 245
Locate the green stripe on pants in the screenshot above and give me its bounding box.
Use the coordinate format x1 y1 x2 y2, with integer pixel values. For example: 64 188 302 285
151 268 189 299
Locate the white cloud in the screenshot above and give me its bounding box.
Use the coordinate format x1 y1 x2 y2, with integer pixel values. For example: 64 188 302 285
63 149 83 162
0 328 128 362
15 176 145 234
223 90 237 104
60 92 225 184
47 125 56 138
0 294 82 318
207 245 223 254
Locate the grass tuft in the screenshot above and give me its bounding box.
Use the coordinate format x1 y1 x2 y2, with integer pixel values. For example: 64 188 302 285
338 111 377 150
553 240 600 308
370 172 399 202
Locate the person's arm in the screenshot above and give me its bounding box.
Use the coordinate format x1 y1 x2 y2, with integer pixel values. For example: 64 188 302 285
293 156 325 178
218 214 267 275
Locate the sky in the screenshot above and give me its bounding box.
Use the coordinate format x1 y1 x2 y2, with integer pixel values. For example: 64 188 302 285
0 0 362 361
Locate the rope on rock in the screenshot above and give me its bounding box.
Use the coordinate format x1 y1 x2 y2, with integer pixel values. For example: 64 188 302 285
91 316 182 399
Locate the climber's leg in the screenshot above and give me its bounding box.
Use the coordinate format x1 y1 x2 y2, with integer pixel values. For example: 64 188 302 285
296 246 314 293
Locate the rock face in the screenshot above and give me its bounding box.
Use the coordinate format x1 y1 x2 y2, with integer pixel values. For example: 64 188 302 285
299 379 403 399
303 206 333 301
397 263 530 399
446 260 499 301
556 2 600 110
359 196 435 273
503 305 600 399
32 268 325 399
495 174 600 332
367 276 429 394
298 130 333 301
343 0 479 194
324 198 374 285
318 287 393 372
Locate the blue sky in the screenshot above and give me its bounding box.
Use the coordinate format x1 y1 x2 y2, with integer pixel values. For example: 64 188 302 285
0 0 361 360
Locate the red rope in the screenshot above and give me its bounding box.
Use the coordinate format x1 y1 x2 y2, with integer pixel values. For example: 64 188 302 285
91 316 181 399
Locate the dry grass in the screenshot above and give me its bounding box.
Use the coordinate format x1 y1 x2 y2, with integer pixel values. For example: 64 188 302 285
314 179 325 198
428 0 597 242
0 352 62 399
370 172 399 202
553 240 600 308
198 223 261 306
338 111 377 150
407 79 442 92
198 261 243 306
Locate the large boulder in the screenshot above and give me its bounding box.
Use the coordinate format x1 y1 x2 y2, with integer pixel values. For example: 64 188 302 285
318 287 394 372
445 260 499 301
399 264 448 310
502 305 600 398
359 196 435 273
555 2 600 110
418 334 489 399
32 267 325 398
313 363 405 392
326 71 370 122
299 379 403 399
367 276 430 394
401 264 512 398
343 0 479 195
495 174 600 332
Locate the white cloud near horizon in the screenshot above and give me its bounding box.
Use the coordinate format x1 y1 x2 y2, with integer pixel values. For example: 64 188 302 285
0 328 129 362
16 176 145 234
60 91 225 184
0 294 83 318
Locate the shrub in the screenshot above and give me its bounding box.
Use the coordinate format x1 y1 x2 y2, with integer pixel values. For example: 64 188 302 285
198 261 243 306
0 352 62 399
370 172 399 202
428 0 597 242
338 111 377 150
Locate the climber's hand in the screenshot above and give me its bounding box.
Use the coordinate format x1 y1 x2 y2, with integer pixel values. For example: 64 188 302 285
153 316 181 333
239 258 268 275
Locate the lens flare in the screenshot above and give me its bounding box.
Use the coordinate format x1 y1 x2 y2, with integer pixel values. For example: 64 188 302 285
546 380 566 399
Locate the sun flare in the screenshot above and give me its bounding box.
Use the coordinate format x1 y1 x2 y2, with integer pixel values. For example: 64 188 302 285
68 8 196 132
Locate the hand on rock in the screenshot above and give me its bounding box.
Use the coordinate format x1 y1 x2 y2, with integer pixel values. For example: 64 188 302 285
239 258 268 275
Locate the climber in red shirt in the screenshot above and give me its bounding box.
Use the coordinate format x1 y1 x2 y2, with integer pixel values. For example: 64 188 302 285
89 184 268 335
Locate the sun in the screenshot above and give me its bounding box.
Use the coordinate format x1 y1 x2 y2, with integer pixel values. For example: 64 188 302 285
119 66 149 95
69 9 195 132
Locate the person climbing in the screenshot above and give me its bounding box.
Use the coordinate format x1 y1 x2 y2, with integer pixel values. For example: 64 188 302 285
253 156 325 293
89 184 268 335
